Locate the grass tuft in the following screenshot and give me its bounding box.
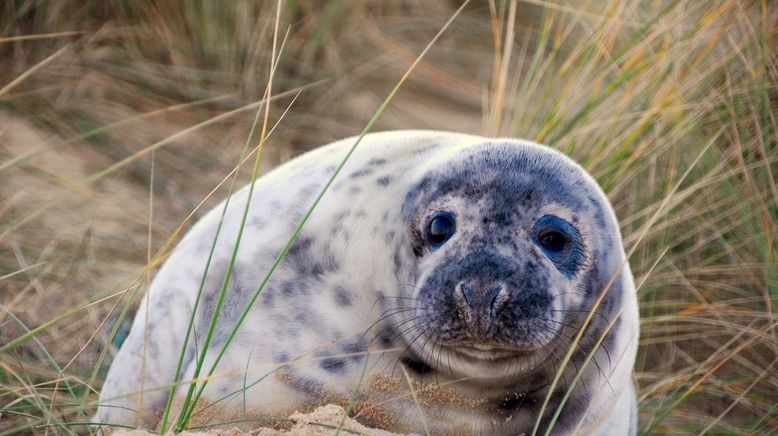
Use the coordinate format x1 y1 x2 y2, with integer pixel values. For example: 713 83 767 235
1 0 775 434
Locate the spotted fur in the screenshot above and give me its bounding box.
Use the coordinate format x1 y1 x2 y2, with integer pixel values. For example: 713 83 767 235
97 131 639 435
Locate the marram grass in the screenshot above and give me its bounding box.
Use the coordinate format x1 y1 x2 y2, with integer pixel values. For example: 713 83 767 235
0 0 775 434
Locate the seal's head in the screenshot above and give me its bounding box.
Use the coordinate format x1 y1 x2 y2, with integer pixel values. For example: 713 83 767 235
398 140 625 379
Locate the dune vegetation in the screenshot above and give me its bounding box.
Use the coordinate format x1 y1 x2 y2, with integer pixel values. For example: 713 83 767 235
0 0 776 434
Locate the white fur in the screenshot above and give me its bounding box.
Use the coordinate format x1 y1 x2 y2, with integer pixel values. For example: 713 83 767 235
96 131 638 434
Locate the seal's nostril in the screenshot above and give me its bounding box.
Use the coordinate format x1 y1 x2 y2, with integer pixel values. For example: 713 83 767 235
454 281 510 324
453 281 474 320
454 282 473 323
489 285 511 315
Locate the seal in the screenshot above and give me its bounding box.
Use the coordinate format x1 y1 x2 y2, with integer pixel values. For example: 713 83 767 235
96 130 639 435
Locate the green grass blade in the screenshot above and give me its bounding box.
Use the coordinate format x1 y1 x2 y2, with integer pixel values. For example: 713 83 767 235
180 0 470 429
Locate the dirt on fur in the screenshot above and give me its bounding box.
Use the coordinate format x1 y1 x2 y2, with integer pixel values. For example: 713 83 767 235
110 405 406 436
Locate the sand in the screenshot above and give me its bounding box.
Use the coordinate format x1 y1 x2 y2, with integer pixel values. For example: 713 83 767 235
109 405 407 436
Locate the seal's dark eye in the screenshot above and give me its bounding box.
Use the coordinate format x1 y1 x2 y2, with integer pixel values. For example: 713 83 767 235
427 213 455 247
531 214 584 279
538 231 567 252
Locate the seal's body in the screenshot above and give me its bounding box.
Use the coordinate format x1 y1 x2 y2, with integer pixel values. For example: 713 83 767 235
98 131 639 435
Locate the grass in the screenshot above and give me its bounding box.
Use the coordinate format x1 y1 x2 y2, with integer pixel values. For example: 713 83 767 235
1 0 776 434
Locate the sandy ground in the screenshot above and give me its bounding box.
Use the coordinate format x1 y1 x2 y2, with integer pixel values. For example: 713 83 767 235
110 405 406 436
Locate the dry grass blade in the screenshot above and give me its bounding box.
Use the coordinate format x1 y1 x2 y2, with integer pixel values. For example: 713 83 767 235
0 0 775 434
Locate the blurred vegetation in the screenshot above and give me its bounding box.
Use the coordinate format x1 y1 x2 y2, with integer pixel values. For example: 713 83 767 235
0 0 776 434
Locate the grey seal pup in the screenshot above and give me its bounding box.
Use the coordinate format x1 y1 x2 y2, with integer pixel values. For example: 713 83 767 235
97 130 639 435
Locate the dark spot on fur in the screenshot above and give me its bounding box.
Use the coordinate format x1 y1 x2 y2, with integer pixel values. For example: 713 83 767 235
334 286 353 306
287 237 313 258
331 221 344 236
282 282 296 296
311 263 325 277
251 216 266 228
285 375 326 394
412 143 439 155
368 158 387 167
286 236 339 277
589 195 607 228
401 357 433 375
393 250 403 272
523 189 534 205
299 184 318 198
201 292 217 318
273 314 290 326
376 176 392 187
216 385 230 396
262 291 275 307
378 330 394 347
350 168 373 178
320 358 347 373
343 340 367 361
349 186 361 195
334 210 350 222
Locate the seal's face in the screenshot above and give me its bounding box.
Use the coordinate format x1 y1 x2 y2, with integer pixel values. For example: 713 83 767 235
400 142 606 375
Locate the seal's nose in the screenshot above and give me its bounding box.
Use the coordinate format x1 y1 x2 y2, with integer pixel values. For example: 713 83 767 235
453 280 511 335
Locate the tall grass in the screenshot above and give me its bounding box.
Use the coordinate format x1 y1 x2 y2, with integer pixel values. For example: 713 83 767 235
0 0 775 434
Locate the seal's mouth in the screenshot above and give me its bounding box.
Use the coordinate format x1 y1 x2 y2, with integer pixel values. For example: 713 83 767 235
443 342 528 361
467 343 506 351
448 336 551 352
423 342 554 387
